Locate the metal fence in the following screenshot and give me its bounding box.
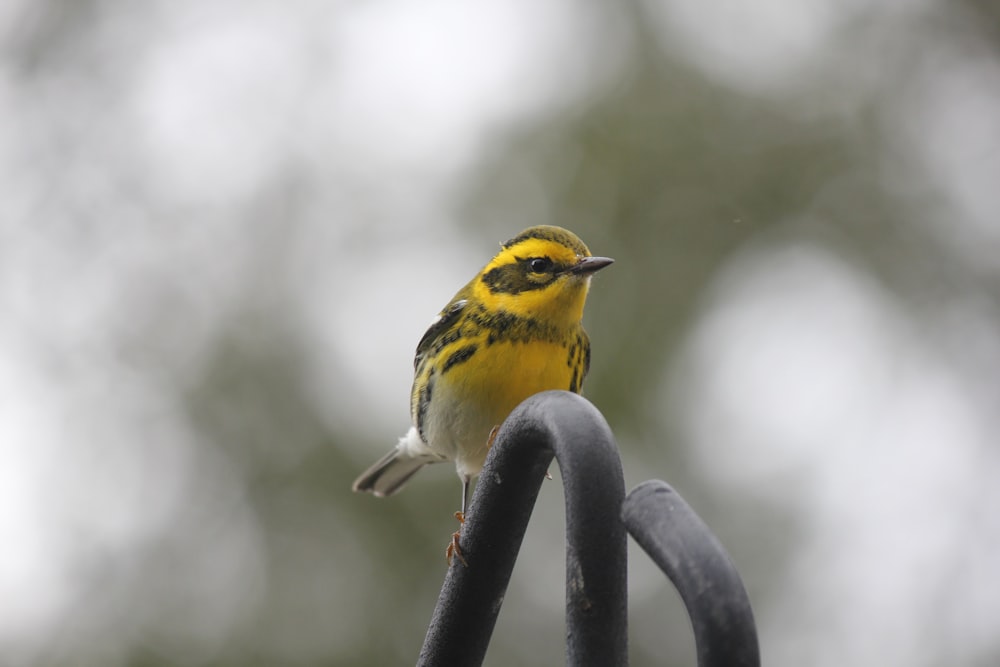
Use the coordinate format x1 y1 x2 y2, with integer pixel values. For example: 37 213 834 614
417 390 760 667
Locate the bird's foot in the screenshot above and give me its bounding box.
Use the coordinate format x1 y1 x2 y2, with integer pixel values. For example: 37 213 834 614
446 511 468 567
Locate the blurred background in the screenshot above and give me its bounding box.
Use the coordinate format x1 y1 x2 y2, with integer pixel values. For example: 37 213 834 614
3 0 1000 665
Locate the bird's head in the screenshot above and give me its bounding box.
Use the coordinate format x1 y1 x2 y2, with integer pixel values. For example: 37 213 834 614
473 225 613 325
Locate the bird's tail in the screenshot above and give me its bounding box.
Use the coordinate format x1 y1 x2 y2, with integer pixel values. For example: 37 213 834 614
352 427 444 497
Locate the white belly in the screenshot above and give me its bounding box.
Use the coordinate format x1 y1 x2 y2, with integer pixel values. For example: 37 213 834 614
421 377 497 480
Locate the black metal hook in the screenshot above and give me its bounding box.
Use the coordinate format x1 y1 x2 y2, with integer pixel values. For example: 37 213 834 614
418 390 628 667
622 480 761 667
417 391 759 666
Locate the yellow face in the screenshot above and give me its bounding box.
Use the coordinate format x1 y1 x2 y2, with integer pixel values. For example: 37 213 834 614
470 226 613 327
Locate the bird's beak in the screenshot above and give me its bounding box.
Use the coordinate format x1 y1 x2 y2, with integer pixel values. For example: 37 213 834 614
570 256 614 276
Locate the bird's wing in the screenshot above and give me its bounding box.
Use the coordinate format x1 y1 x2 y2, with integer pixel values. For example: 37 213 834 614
413 298 468 372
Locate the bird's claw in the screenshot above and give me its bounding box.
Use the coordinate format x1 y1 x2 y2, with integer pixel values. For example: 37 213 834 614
487 425 500 450
446 511 468 567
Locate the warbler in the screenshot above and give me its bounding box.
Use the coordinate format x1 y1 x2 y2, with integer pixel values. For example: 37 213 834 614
351 225 612 562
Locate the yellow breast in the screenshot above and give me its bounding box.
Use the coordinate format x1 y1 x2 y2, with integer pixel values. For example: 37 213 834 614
454 338 576 420
420 333 586 477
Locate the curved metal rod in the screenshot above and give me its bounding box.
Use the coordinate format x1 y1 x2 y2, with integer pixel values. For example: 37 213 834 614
622 480 760 667
418 390 628 667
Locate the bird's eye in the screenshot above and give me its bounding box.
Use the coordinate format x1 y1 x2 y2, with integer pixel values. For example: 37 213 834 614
528 257 552 273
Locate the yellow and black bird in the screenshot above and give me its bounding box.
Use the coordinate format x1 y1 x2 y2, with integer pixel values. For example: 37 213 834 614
352 225 612 561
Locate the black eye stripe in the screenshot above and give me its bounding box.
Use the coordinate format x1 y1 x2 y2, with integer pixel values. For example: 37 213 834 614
482 262 556 294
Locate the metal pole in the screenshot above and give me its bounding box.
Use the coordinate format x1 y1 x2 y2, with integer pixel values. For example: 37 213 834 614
418 390 628 667
622 480 760 667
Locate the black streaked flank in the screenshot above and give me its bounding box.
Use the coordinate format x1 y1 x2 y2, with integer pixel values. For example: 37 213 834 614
442 344 478 373
416 367 435 441
566 339 578 368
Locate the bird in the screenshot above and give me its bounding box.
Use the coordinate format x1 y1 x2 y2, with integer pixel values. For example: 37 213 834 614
351 225 613 564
